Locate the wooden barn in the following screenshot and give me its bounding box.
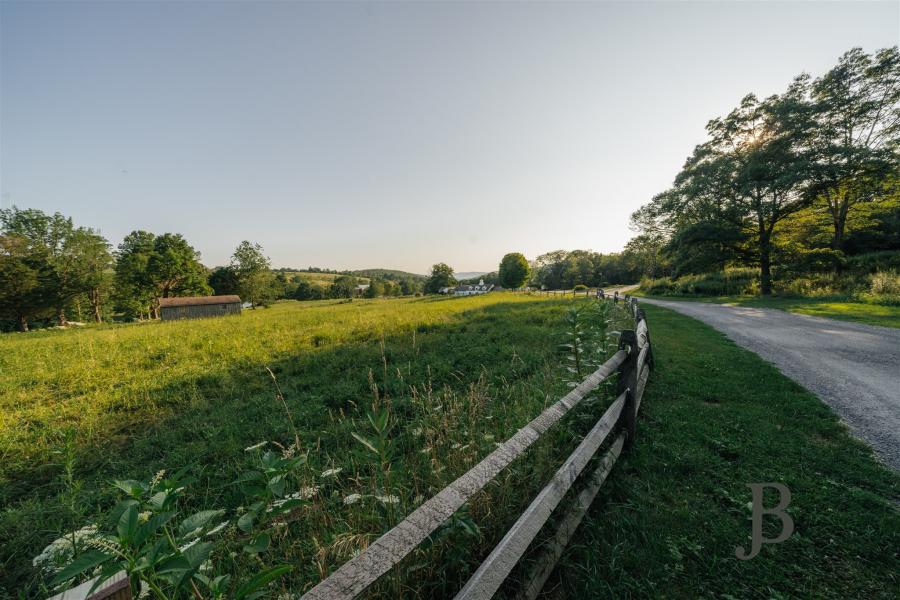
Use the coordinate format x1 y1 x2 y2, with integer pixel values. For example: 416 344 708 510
158 295 242 321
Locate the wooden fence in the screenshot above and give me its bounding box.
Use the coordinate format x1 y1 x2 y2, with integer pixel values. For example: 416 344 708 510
301 295 652 599
54 297 652 600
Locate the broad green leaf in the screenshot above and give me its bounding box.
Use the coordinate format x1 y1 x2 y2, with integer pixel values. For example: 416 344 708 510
111 479 147 498
117 503 139 542
156 554 192 574
107 499 139 529
135 511 176 546
233 565 293 600
242 533 270 555
267 474 286 497
147 491 170 511
182 541 213 569
237 511 256 533
177 509 226 539
49 550 113 587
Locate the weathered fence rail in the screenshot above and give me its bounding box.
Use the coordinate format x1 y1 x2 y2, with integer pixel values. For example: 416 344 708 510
303 296 652 600
57 297 653 600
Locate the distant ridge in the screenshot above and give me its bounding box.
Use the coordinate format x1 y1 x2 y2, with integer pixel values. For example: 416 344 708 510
273 267 425 280
350 268 426 280
455 271 488 280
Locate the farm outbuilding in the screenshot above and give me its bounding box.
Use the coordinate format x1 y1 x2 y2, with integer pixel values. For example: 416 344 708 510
158 295 242 321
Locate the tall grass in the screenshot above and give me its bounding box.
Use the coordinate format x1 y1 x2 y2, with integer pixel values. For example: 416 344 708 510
0 295 632 598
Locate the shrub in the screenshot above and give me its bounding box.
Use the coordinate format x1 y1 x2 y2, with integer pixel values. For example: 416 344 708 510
845 251 900 274
772 273 859 298
868 270 900 295
640 268 758 296
857 270 900 306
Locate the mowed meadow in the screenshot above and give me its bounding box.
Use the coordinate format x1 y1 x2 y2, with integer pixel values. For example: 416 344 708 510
1 294 629 598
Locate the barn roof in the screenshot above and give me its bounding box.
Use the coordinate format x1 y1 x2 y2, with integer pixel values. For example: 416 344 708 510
158 295 242 307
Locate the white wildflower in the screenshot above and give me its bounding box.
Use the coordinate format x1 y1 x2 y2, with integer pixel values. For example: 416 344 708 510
150 469 166 488
411 427 423 437
375 494 400 505
293 485 319 500
138 511 151 523
343 493 363 505
320 467 342 478
32 524 101 575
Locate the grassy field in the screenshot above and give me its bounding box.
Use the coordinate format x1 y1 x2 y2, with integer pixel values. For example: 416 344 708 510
632 290 900 328
2 296 898 598
545 304 900 598
0 295 629 598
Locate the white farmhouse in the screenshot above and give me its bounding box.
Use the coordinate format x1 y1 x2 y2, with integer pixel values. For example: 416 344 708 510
452 279 495 296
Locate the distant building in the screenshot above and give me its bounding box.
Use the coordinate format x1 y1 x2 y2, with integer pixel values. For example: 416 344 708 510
452 279 495 296
158 295 242 321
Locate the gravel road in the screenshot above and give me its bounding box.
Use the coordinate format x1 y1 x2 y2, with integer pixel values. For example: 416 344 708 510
639 298 900 471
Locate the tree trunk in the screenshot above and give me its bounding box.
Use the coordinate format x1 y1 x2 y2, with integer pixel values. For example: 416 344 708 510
759 234 773 296
830 191 851 252
56 307 68 327
89 288 103 322
17 314 28 332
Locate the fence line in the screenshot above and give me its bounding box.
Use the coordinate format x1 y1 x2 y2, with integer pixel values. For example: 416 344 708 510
301 295 653 600
58 297 653 600
300 345 628 600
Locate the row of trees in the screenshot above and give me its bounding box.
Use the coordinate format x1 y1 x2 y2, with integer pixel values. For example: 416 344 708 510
627 46 900 293
1 206 430 331
425 250 641 294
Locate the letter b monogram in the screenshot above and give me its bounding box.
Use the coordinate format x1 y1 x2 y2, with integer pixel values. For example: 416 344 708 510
735 483 794 560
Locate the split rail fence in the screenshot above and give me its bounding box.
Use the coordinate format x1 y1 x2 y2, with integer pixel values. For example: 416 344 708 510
303 296 652 600
53 296 653 600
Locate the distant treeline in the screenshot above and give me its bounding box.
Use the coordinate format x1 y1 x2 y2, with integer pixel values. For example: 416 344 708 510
625 46 900 295
0 207 426 332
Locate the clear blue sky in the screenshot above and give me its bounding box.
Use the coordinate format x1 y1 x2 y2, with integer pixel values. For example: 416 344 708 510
2 1 897 273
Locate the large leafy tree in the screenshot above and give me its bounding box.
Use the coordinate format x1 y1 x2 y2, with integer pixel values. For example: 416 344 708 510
530 250 568 289
115 231 210 318
424 263 456 294
1 207 112 325
666 83 815 294
0 234 52 331
809 46 900 251
114 230 157 319
149 233 210 299
229 241 274 307
498 252 530 288
208 266 240 296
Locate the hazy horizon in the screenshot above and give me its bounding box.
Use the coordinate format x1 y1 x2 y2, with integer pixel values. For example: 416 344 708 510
2 1 898 273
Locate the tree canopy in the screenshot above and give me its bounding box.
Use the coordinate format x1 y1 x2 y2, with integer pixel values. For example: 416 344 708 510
424 263 456 293
498 253 530 288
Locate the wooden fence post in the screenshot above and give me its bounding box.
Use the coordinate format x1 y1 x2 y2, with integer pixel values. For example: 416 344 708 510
634 307 653 369
616 330 638 445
